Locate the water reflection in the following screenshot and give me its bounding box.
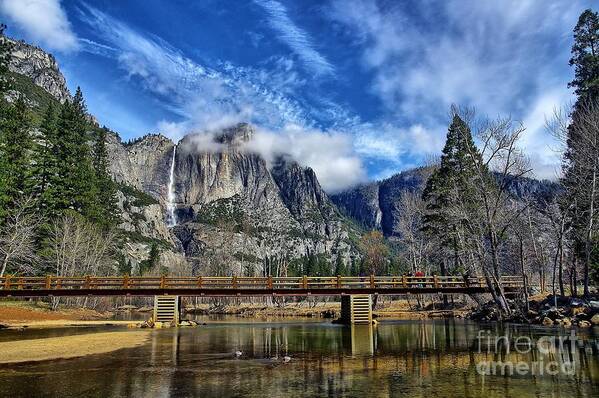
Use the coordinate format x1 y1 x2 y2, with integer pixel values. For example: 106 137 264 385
0 319 597 397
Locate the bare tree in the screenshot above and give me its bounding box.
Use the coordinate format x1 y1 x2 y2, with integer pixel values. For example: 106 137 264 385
47 214 117 277
0 197 42 277
46 214 117 308
548 100 599 297
456 112 532 315
358 230 389 275
395 191 434 274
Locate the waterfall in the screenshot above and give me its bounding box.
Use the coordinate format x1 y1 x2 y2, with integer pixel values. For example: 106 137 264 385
166 145 177 227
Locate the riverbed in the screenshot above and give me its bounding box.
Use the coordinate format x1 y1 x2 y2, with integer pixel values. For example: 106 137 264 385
0 319 597 397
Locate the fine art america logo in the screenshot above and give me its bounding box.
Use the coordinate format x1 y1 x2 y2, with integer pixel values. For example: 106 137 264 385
475 330 596 376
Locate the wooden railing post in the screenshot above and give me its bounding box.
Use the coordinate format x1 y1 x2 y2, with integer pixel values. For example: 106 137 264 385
302 275 308 289
160 276 166 289
402 275 407 288
232 276 238 289
336 275 341 288
45 275 52 289
268 276 273 289
197 276 203 288
370 274 375 289
123 275 130 289
4 275 11 290
434 275 439 289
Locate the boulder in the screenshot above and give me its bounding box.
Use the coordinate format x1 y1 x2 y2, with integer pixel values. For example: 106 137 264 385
578 320 591 328
541 307 560 320
542 317 554 326
591 314 599 326
571 307 587 316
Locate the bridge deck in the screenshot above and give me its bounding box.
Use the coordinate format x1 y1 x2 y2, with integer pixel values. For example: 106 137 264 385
0 275 524 297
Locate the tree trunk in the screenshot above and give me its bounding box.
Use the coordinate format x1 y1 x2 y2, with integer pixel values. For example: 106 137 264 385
571 257 578 297
519 237 529 312
583 167 596 297
440 259 448 307
0 256 8 278
558 245 565 297
488 229 511 315
527 209 544 292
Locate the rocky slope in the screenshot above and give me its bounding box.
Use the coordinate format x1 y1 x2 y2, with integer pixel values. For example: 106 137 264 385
332 167 561 238
6 35 563 277
7 38 71 103
331 167 432 237
4 35 360 276
107 123 361 275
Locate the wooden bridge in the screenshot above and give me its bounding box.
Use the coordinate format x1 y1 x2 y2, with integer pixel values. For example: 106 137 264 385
0 275 524 297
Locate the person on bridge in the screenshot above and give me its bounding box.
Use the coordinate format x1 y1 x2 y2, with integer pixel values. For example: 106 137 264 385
414 270 425 288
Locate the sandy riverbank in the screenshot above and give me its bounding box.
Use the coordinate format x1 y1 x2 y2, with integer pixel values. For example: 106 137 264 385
0 330 151 364
0 300 115 328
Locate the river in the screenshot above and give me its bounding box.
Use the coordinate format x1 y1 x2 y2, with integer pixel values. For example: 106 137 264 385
0 318 597 397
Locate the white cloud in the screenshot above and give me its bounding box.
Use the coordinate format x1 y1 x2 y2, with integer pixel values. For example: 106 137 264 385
353 123 444 163
0 0 78 51
245 125 367 192
165 123 367 192
328 0 585 180
79 4 311 131
78 4 366 191
254 0 334 76
521 87 572 180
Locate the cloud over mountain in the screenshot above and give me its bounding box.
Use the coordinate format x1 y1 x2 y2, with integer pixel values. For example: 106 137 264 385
0 0 78 51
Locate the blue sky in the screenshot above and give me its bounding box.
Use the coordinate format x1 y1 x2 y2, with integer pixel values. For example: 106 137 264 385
0 0 594 191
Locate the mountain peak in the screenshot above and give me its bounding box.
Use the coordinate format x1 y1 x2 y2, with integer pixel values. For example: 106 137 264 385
214 123 254 146
7 37 71 103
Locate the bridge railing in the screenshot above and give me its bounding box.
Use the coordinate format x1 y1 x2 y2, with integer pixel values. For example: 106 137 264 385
0 275 524 291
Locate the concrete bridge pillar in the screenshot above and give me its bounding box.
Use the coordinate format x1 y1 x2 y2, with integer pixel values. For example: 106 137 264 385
340 294 373 324
154 295 179 324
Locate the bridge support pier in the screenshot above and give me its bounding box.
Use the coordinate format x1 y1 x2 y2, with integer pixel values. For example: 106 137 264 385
340 294 373 324
153 295 180 325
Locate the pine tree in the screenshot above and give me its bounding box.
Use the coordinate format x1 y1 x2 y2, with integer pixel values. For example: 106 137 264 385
305 254 317 276
92 127 120 229
139 242 160 275
0 25 13 95
45 87 97 218
562 9 599 296
334 255 346 276
30 103 58 213
0 95 33 221
421 113 483 273
569 10 599 103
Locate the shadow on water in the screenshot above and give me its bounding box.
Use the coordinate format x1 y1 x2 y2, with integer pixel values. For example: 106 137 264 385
0 319 598 397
